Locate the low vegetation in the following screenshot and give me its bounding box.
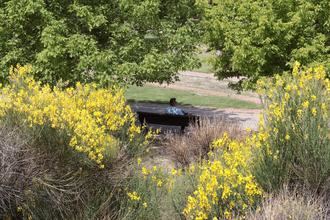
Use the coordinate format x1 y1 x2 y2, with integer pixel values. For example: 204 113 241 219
247 188 329 220
0 66 151 219
122 63 330 219
165 117 242 166
0 65 149 167
1 64 329 219
255 63 330 194
1 1 329 219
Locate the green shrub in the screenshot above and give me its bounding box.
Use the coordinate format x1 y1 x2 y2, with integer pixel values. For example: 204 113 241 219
117 162 170 220
114 157 200 220
0 65 149 168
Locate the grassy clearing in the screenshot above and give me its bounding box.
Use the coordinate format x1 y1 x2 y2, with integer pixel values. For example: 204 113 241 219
125 85 260 109
192 52 215 73
190 45 216 73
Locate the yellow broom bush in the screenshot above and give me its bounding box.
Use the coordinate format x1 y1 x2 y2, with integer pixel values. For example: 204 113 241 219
183 63 330 219
183 132 263 220
255 63 330 192
0 65 148 167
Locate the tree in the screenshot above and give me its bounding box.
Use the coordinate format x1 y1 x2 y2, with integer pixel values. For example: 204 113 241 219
0 0 202 86
204 0 330 87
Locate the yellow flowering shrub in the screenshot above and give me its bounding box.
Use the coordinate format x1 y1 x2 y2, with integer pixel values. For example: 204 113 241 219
121 161 173 219
183 133 263 219
255 63 330 192
183 63 330 219
0 65 148 167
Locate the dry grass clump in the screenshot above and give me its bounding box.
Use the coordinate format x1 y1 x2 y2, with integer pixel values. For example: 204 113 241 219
0 122 141 219
247 188 329 220
0 124 87 219
0 124 40 217
164 116 243 167
0 125 121 219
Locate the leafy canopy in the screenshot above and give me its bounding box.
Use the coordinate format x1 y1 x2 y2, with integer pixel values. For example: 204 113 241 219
0 0 202 86
204 0 330 87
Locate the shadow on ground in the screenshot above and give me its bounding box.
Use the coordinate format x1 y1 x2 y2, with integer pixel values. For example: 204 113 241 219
130 102 260 131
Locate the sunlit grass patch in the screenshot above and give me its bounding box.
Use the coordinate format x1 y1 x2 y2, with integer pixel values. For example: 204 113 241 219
126 86 260 109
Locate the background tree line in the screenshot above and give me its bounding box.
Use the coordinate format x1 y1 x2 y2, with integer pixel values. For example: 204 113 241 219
205 0 330 88
0 0 202 86
0 0 329 88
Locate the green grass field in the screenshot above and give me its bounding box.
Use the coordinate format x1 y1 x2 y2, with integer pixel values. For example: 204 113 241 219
126 86 260 109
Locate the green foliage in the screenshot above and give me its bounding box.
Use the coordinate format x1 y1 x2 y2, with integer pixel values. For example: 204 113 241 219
204 0 330 86
118 163 169 219
0 0 202 86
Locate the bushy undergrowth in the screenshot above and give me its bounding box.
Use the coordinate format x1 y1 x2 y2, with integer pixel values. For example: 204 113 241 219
0 123 88 219
117 159 199 220
0 65 149 167
183 133 263 219
0 124 39 218
120 131 262 220
165 117 242 167
0 66 151 219
2 63 329 219
117 162 171 219
254 63 330 193
121 64 330 219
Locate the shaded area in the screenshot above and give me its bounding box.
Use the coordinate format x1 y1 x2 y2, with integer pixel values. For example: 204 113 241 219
130 102 260 132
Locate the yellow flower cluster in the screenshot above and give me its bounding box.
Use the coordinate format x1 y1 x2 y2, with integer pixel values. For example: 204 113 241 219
258 62 329 124
257 62 329 150
127 190 149 210
125 162 171 214
127 191 141 201
183 133 262 220
140 165 167 188
0 65 145 167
